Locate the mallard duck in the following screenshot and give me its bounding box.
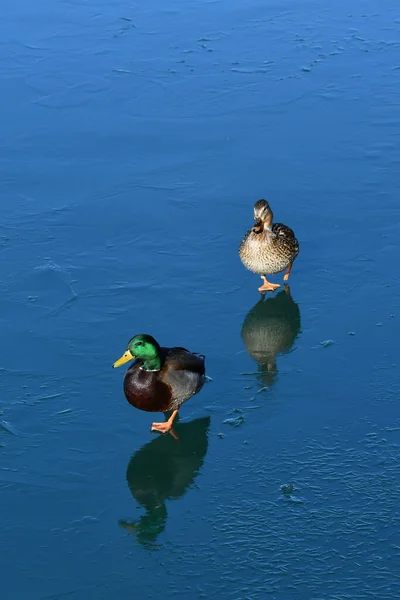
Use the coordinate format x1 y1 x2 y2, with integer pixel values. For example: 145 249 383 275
241 285 301 386
239 199 299 292
119 416 210 547
112 334 206 434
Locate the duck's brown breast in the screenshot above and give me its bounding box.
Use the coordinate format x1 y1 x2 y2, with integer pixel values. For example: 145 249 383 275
123 366 173 413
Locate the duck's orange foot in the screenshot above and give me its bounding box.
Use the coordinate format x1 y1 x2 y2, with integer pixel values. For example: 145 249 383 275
151 408 179 437
258 276 281 293
283 262 293 282
151 421 172 434
151 423 179 440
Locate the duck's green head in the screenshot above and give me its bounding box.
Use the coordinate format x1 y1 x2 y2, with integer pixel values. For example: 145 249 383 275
113 334 161 371
253 199 273 232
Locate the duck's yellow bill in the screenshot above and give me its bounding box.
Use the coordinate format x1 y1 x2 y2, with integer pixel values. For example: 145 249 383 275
112 349 134 368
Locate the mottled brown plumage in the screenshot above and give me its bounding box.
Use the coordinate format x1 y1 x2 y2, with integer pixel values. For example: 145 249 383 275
239 199 299 292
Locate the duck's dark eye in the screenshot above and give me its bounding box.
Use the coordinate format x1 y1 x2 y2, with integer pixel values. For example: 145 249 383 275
135 341 143 347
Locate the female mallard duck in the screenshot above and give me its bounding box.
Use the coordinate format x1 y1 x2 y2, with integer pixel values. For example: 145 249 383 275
112 334 206 435
239 199 299 292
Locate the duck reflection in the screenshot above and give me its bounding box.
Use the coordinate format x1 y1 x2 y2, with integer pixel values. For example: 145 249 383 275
241 285 301 386
119 416 210 548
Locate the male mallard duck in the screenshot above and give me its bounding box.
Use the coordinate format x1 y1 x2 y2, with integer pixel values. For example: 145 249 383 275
239 199 299 292
112 334 206 435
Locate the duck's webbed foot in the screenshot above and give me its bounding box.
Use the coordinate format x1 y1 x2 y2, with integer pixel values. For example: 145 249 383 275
151 409 179 436
258 276 281 292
